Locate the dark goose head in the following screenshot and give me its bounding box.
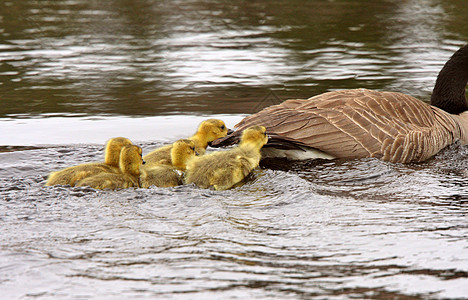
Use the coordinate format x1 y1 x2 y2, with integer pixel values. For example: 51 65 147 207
430 44 468 114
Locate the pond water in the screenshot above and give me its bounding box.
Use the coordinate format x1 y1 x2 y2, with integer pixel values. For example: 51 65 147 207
1 0 468 299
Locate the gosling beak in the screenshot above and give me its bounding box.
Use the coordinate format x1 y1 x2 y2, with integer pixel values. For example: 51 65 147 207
195 151 199 156
208 128 234 147
142 160 146 165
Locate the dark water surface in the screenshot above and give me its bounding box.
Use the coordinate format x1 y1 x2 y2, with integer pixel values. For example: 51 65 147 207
1 0 468 299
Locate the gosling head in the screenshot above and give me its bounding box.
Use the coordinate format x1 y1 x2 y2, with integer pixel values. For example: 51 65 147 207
119 145 145 176
104 137 133 167
171 139 198 170
195 119 229 144
239 126 268 149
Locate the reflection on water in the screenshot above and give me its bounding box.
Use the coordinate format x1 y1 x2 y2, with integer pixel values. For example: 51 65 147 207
1 0 468 299
0 114 245 146
0 0 467 117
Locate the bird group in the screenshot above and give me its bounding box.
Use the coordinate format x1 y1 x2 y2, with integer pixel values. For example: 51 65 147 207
45 119 269 191
45 44 468 190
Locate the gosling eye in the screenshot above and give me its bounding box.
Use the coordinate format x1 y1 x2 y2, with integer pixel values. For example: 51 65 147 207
220 125 225 130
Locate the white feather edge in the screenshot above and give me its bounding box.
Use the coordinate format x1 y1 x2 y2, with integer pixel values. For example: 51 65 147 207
261 147 335 160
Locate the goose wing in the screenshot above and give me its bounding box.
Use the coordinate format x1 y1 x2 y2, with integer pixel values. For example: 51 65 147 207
216 89 458 163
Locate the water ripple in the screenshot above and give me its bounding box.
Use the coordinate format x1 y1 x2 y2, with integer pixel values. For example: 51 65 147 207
1 0 468 298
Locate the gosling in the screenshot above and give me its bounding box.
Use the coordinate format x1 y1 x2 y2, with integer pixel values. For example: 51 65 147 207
140 139 197 188
185 126 268 190
45 137 133 186
144 119 228 165
76 144 144 190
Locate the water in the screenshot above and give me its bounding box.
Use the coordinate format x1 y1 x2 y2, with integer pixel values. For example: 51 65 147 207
1 0 468 298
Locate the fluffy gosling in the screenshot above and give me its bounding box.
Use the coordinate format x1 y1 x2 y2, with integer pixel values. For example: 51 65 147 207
185 126 268 190
140 139 197 188
144 119 228 164
45 137 133 186
76 145 144 190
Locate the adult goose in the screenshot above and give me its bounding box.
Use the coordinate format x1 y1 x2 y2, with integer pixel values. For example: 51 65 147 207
212 44 468 163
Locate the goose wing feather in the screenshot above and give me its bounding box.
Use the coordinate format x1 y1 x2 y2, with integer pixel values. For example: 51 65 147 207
230 89 460 162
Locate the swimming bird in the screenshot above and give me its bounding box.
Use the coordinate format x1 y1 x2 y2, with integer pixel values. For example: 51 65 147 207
76 144 144 189
144 119 229 164
185 126 268 190
140 139 197 188
45 137 133 186
211 44 468 163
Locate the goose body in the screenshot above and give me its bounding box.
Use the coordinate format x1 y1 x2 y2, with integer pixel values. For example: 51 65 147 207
76 144 144 189
144 119 229 164
45 137 133 186
185 126 268 190
212 44 468 163
140 139 197 188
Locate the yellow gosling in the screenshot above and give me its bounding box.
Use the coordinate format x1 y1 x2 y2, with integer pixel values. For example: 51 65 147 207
76 145 144 190
45 137 133 186
144 119 229 164
185 126 268 190
140 139 197 188
189 119 229 155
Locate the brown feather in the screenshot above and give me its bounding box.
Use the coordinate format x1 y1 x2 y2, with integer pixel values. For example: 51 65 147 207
213 89 465 163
